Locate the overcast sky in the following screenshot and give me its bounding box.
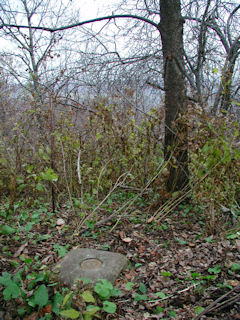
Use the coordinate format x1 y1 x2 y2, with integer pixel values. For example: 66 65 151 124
0 0 119 44
79 0 119 20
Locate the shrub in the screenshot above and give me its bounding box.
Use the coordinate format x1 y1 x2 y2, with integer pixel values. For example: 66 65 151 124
189 108 240 231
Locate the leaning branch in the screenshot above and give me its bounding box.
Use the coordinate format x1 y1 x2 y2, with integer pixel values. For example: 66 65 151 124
0 14 160 33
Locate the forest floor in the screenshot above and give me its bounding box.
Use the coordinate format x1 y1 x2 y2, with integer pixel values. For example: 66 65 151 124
0 197 240 320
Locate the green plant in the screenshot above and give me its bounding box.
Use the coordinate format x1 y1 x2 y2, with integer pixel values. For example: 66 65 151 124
1 268 89 319
1 224 15 235
28 284 49 308
174 237 187 245
0 272 21 300
208 265 221 275
55 279 122 319
53 244 70 258
195 306 205 315
189 112 240 233
205 236 213 243
226 228 240 240
125 282 134 290
94 279 121 301
133 282 148 301
161 271 172 277
169 310 176 318
59 279 121 318
230 262 240 272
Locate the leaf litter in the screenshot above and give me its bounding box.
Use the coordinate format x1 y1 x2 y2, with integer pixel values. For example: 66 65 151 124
0 203 240 319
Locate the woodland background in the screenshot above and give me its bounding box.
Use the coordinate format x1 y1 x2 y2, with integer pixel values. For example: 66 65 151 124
0 1 240 319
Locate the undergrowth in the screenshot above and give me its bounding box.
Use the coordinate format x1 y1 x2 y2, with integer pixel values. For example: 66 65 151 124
0 99 240 319
0 96 240 231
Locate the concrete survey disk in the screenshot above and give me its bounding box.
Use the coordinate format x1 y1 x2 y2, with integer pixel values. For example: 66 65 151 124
54 248 128 286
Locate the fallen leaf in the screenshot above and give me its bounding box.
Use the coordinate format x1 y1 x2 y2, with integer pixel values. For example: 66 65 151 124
119 231 125 240
138 245 146 253
39 304 52 317
225 280 240 287
23 312 38 320
56 218 65 226
147 216 154 223
122 237 133 243
188 243 196 247
41 255 53 264
13 242 28 258
125 270 136 280
43 304 52 313
235 240 240 253
56 225 64 230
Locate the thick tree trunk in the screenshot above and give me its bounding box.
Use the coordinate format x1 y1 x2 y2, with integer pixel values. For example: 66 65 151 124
159 0 188 192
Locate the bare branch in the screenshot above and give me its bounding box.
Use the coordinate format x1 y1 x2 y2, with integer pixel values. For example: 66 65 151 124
0 14 160 33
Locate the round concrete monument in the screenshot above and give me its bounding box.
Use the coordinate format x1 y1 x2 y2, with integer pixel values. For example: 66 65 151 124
54 248 128 286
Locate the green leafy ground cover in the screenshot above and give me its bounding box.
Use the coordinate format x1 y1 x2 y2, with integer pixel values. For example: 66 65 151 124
0 196 240 320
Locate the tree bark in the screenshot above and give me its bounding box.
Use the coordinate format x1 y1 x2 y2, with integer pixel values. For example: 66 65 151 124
159 0 188 192
212 54 238 114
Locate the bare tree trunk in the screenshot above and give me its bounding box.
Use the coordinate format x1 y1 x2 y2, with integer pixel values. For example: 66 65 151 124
220 64 234 111
213 55 238 114
212 57 237 114
159 0 188 192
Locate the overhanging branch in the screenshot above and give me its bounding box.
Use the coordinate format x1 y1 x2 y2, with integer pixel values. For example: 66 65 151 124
0 14 160 33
